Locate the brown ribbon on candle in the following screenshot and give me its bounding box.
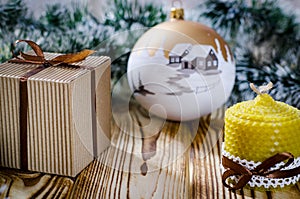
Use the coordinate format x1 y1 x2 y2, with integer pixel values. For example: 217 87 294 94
9 40 95 170
222 152 300 190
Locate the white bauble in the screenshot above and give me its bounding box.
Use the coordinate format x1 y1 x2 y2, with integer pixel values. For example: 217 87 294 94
127 17 235 121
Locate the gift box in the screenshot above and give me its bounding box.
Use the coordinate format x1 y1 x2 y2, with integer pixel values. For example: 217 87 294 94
0 40 111 177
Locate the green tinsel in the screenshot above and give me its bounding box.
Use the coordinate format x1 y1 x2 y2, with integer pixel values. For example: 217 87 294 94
1 0 299 108
201 0 300 108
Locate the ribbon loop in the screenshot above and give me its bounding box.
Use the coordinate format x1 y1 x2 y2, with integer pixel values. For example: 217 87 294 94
16 39 45 58
222 169 252 190
9 40 95 67
254 152 294 175
222 152 300 190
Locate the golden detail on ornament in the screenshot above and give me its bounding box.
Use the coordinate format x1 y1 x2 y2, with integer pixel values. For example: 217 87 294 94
170 0 184 20
133 1 233 63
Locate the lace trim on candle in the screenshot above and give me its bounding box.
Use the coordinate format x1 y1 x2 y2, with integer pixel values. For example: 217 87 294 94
221 145 300 189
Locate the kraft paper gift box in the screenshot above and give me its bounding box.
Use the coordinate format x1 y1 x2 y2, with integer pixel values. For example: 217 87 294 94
0 44 111 177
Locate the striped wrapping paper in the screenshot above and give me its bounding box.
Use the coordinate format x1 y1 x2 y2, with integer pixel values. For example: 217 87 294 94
0 53 111 177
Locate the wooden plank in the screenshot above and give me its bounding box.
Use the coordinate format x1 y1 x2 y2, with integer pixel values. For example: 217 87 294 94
0 168 74 198
71 102 191 198
70 102 300 198
0 101 299 198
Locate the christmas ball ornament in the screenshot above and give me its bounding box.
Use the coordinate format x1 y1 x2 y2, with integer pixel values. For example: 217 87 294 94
127 2 235 121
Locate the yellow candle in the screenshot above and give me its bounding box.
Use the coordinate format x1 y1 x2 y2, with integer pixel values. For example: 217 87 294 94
224 83 300 162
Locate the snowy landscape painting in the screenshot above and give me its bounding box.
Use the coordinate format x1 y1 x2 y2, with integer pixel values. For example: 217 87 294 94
127 38 235 120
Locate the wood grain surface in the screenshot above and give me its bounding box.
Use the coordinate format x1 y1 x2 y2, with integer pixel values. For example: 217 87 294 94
1 100 300 198
0 168 73 198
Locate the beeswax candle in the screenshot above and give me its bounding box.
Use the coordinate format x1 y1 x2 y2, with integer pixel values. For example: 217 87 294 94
224 82 300 162
222 82 300 190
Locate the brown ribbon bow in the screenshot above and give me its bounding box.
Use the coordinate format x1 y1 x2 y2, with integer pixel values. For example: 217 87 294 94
222 152 300 190
10 40 95 78
9 40 95 170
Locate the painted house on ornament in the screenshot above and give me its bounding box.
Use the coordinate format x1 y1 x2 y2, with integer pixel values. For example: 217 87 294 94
168 43 192 64
169 44 219 71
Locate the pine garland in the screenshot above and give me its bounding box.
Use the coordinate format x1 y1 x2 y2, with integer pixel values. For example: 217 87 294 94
1 0 300 108
101 0 166 82
202 0 300 68
201 0 300 108
0 0 166 82
0 0 106 60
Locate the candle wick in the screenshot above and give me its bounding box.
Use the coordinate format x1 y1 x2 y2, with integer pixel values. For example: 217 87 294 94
250 82 273 95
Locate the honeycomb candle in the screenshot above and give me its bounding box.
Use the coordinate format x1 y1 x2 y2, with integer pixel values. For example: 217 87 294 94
222 82 300 190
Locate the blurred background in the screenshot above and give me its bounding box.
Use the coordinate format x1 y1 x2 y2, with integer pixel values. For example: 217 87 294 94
22 0 300 21
1 0 300 108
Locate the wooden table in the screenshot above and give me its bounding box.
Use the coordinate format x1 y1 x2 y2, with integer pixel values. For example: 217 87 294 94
1 100 300 198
